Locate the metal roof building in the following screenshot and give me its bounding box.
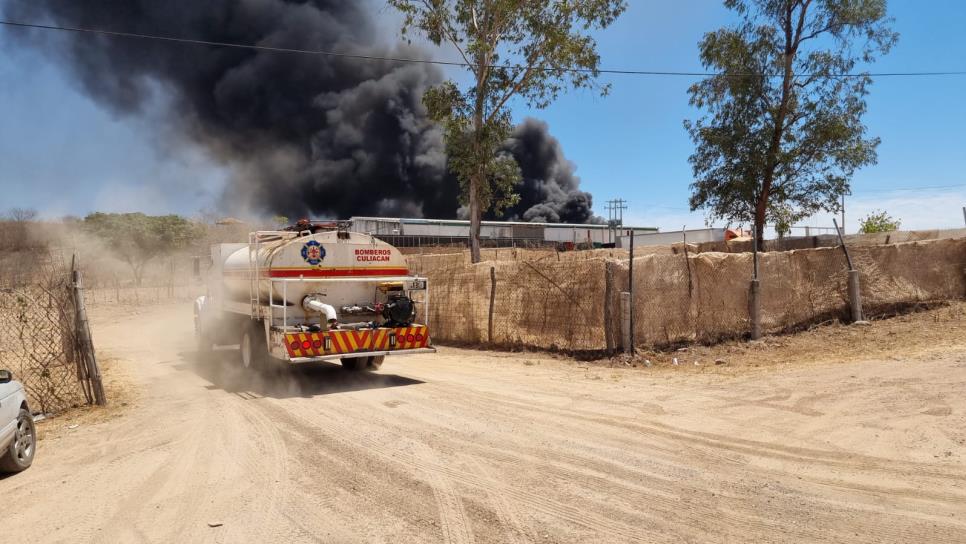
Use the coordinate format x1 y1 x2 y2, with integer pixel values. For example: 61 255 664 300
349 216 657 247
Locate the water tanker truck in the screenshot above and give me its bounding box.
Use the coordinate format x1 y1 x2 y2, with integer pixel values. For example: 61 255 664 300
194 221 435 371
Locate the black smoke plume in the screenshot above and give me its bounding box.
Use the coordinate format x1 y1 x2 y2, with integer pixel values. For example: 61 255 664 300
3 0 599 223
496 119 600 224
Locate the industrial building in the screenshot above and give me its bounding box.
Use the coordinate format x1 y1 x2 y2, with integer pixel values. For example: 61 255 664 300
348 217 657 248
618 228 729 248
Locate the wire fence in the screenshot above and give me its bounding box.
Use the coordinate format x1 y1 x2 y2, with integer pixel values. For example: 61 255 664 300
0 250 200 413
414 235 966 353
83 284 204 307
0 268 93 414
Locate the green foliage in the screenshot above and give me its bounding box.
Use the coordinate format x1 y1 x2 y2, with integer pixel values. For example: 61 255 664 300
858 209 900 233
389 0 626 260
772 202 801 238
685 0 897 244
83 212 201 285
423 81 522 216
272 215 290 228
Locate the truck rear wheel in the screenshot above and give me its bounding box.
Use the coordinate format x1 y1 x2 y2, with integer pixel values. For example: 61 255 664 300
340 357 365 371
367 356 385 370
196 330 214 355
341 356 383 372
194 312 213 354
240 323 269 371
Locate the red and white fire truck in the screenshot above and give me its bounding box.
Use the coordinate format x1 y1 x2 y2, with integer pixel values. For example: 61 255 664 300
194 222 434 371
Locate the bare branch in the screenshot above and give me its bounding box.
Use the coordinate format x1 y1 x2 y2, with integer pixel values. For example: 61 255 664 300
485 40 549 126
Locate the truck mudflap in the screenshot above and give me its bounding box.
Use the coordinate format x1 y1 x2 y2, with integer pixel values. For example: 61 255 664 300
276 325 432 360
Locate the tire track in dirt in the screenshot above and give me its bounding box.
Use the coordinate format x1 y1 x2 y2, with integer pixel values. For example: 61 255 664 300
423 452 474 544
398 381 966 541
463 456 538 544
260 398 654 543
427 381 966 484
333 386 851 542
456 384 966 527
256 397 453 542
229 396 299 542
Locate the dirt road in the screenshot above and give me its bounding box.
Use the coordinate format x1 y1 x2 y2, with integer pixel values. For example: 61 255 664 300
4 304 966 543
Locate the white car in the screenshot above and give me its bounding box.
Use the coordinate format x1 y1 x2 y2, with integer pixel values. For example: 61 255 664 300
0 370 35 473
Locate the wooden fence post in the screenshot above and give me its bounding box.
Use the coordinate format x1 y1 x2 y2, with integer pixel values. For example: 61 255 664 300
833 218 865 323
620 291 632 354
604 262 615 353
72 267 106 406
487 266 496 344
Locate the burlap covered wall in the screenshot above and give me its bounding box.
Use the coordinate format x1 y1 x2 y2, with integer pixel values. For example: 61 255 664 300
424 264 490 344
420 237 965 352
758 247 850 331
608 251 754 345
853 238 966 309
695 227 966 254
423 260 607 350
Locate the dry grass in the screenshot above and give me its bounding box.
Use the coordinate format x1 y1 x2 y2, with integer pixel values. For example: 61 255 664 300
34 355 142 442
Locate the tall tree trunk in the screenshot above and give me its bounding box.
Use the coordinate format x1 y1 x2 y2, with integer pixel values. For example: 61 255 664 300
469 54 487 264
756 3 803 251
469 178 482 262
754 192 768 251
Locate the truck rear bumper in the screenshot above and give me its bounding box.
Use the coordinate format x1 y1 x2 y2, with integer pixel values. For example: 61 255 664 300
273 325 432 359
285 347 437 364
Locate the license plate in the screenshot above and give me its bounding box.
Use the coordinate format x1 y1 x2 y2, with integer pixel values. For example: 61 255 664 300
408 279 427 290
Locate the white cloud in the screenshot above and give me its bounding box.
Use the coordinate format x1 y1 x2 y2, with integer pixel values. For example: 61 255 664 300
815 187 966 234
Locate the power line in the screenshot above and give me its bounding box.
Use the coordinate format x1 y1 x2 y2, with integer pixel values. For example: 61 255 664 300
851 183 966 194
2 19 965 79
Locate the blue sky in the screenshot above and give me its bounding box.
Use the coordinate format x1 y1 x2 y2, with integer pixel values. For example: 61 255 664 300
1 0 964 233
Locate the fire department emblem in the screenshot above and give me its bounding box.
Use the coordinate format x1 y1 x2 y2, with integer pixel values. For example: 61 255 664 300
301 240 326 265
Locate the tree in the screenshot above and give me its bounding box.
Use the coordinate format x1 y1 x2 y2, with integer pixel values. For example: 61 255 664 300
858 209 900 233
685 0 897 249
6 207 38 222
389 0 626 262
1 207 40 251
83 212 201 286
772 201 801 243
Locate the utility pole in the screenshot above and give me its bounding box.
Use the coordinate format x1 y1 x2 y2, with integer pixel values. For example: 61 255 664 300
604 198 627 245
627 227 635 352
